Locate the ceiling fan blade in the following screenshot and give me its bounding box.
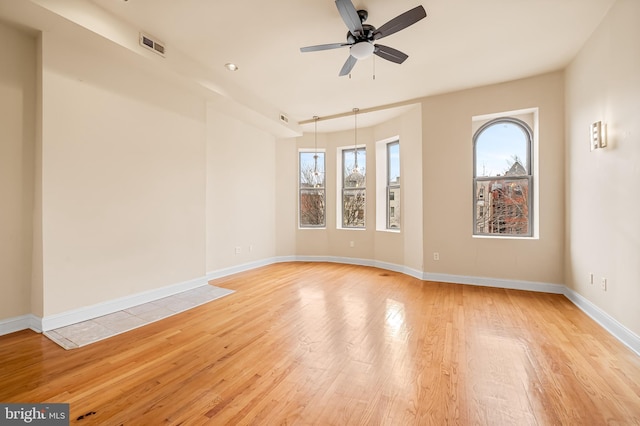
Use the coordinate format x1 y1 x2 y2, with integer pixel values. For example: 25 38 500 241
300 43 349 53
339 55 358 76
373 5 427 40
335 0 364 36
374 44 409 64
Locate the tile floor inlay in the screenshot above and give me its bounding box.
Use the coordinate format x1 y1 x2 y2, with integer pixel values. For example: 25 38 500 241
44 285 234 350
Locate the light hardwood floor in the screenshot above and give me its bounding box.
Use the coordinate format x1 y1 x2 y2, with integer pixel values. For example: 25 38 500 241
1 262 640 425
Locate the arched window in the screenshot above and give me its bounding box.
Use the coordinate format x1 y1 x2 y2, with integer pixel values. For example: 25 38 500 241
473 117 532 237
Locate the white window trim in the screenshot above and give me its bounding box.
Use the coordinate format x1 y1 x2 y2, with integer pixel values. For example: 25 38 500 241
336 144 366 230
298 148 326 230
471 107 539 239
376 136 401 233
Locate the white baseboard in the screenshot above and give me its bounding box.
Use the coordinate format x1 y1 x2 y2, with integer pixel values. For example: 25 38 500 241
193 257 571 299
206 258 276 281
270 256 639 357
278 256 564 292
422 271 566 294
291 255 375 267
4 257 638 358
0 314 42 336
277 255 424 280
41 275 209 331
563 288 640 357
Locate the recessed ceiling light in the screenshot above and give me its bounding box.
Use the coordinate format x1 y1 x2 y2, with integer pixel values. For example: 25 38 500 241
224 63 239 71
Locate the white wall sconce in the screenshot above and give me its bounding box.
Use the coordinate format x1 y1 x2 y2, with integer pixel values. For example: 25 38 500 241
590 121 607 150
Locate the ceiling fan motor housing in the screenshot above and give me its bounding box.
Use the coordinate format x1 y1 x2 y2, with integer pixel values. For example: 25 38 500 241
348 23 375 43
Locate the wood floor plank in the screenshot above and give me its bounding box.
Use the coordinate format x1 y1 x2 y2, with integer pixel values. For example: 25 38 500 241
1 262 639 425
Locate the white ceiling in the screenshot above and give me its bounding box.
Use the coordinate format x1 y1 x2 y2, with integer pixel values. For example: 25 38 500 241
4 0 617 133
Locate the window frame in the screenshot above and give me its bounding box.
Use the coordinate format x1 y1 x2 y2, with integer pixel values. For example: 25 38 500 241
386 141 401 230
472 116 534 238
375 136 401 233
337 145 366 229
298 149 326 229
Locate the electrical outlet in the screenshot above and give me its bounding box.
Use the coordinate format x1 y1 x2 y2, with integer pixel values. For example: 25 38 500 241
350 241 355 248
600 277 607 291
235 247 241 254
433 252 440 261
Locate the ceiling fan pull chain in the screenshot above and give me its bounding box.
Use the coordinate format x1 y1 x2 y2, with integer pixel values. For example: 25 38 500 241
373 55 376 80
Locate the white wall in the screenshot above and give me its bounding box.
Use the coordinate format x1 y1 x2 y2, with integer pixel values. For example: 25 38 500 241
565 0 640 336
39 30 207 316
1 15 281 327
0 22 36 320
275 135 298 258
206 106 277 272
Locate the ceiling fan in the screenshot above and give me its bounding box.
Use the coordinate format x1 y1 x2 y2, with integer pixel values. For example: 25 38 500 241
300 0 427 76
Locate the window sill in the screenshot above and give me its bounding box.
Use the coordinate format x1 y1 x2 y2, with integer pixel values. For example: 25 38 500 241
376 228 401 234
472 234 538 240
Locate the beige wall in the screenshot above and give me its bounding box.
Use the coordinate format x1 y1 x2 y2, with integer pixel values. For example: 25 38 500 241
422 72 565 284
275 135 298 257
0 22 36 320
565 0 640 336
1 18 281 323
206 106 277 272
286 127 371 258
40 31 207 316
282 106 423 270
32 33 44 318
283 78 567 286
373 106 423 272
284 73 565 286
3 0 638 344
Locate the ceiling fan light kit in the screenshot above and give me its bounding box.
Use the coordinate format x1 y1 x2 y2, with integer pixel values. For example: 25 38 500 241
350 42 374 60
300 0 427 76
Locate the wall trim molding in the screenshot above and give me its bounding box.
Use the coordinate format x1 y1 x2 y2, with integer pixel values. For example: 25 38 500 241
563 287 640 357
0 314 41 336
205 258 276 281
272 256 638 356
40 275 209 331
3 257 638 358
422 271 566 294
287 255 425 280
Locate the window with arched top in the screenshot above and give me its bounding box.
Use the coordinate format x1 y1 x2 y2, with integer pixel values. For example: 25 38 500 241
473 117 533 237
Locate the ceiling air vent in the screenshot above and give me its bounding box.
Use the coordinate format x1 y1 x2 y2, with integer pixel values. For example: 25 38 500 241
279 113 289 124
139 33 165 57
